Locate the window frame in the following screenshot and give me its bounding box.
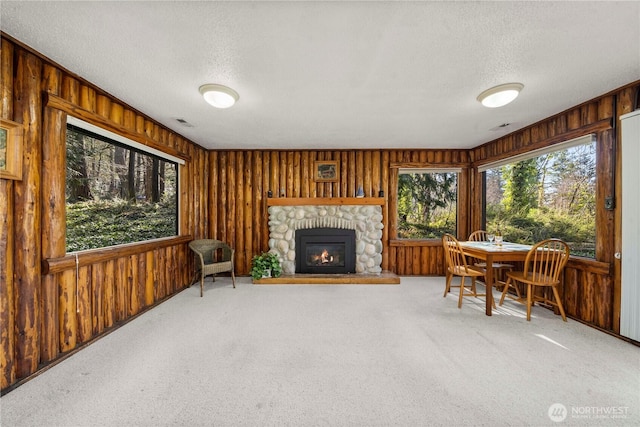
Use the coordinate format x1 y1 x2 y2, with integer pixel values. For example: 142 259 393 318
395 166 462 240
478 134 597 257
477 134 595 172
65 116 184 253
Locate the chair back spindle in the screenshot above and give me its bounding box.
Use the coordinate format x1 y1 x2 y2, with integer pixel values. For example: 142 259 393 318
442 233 489 308
468 230 488 242
443 234 473 274
522 239 569 285
499 238 570 321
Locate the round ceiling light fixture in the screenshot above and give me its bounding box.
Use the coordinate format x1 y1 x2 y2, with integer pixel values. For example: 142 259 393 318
477 83 524 108
199 84 239 109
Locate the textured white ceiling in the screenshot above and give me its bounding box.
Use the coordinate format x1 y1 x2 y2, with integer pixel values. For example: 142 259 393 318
1 1 639 150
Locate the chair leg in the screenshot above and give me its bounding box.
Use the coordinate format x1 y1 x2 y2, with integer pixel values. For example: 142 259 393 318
444 272 452 297
499 276 523 305
499 277 511 305
551 286 567 321
231 270 236 288
200 275 204 297
513 280 522 300
490 285 496 309
526 284 533 321
458 277 466 308
493 267 510 291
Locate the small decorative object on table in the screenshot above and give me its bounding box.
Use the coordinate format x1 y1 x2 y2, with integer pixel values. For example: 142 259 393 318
251 251 283 280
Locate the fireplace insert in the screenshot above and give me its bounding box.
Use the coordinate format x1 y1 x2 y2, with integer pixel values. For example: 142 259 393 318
295 228 356 274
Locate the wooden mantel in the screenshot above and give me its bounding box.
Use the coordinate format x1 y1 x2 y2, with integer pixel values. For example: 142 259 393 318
267 197 385 206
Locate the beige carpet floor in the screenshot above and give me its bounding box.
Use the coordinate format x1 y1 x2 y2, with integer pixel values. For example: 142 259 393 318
1 276 638 426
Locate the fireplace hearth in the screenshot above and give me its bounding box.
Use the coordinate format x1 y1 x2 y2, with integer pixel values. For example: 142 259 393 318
295 228 356 274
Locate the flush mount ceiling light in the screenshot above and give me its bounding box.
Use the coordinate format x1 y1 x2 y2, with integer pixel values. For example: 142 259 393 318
477 83 524 108
199 84 239 109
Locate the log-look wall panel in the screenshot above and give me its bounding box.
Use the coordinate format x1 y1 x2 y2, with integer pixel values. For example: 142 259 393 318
115 257 128 323
380 151 390 271
126 248 140 318
58 270 77 352
208 149 469 276
77 265 92 345
14 49 43 378
0 39 16 389
252 152 263 259
208 151 219 241
1 39 206 392
236 151 246 272
261 153 271 249
41 63 64 363
104 260 116 329
155 248 166 301
243 152 254 273
163 249 173 300
91 263 104 336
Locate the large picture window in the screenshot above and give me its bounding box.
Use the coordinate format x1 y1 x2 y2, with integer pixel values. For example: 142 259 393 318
397 168 459 239
481 135 596 257
65 118 180 253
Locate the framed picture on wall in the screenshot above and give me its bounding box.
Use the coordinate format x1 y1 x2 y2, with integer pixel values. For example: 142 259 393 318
0 118 23 181
314 160 339 182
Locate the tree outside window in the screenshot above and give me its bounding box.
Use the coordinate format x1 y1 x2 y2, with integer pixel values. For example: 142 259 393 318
484 141 596 257
397 170 458 239
65 124 178 252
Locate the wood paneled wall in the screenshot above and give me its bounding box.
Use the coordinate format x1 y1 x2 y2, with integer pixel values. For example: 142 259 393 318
207 149 470 276
0 38 207 392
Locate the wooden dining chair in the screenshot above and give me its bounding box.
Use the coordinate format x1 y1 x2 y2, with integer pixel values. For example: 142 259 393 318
468 230 513 291
442 233 493 309
499 238 570 321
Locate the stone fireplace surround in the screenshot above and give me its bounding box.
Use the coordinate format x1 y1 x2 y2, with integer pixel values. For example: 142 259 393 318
267 199 384 275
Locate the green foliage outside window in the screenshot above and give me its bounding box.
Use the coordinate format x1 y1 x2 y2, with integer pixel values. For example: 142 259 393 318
65 125 178 253
397 171 457 239
485 142 596 258
66 198 177 252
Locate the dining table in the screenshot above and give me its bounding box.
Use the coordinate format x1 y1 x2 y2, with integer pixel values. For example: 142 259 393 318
458 240 533 316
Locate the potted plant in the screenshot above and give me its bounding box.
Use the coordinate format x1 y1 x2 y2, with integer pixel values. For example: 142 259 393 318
250 251 282 280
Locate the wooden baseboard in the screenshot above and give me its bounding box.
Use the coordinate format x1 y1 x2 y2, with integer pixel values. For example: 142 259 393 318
253 271 400 285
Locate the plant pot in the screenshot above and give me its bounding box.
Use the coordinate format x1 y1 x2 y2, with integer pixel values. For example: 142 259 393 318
251 252 282 280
